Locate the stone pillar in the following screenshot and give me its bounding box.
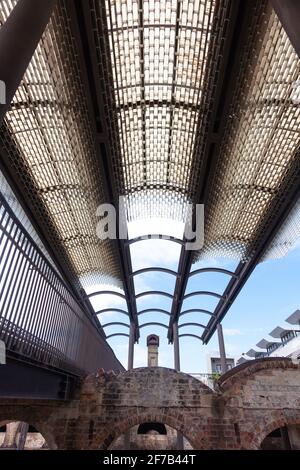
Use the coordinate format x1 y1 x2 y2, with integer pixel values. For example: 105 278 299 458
287 424 300 450
1 422 20 449
147 334 159 367
17 422 29 450
0 0 56 122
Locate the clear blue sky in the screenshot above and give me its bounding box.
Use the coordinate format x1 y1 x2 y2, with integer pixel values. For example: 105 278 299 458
88 219 300 373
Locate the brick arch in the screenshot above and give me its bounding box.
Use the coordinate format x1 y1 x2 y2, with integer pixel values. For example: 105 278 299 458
81 367 216 450
110 366 214 392
91 409 209 450
217 357 299 391
244 410 300 450
0 417 57 450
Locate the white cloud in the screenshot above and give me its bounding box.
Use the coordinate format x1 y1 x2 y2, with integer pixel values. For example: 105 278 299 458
133 344 148 368
130 239 181 271
223 328 243 337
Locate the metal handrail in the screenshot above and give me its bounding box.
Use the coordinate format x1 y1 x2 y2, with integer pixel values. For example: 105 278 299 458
0 192 115 375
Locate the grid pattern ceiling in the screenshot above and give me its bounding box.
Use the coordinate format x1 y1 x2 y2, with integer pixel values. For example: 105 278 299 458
197 3 300 262
0 0 121 287
91 0 219 220
1 0 300 301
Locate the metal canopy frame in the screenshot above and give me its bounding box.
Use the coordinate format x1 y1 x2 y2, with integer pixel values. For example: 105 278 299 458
2 0 300 371
97 234 232 341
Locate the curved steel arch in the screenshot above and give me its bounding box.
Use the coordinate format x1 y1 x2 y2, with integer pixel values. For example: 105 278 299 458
131 267 178 277
189 267 237 278
126 234 184 246
106 333 130 339
139 322 169 329
87 290 126 300
179 308 215 317
137 308 171 317
102 322 130 329
178 334 202 341
135 290 173 300
96 308 129 317
183 291 224 300
178 322 206 329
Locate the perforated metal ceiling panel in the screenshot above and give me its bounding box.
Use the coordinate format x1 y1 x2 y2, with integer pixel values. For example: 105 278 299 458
0 0 121 287
198 3 300 262
89 0 226 221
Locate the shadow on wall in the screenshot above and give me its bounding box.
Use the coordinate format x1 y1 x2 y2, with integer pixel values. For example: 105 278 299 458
109 422 194 450
0 422 49 450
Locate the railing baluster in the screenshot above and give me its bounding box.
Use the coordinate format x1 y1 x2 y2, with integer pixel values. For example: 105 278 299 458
0 190 109 375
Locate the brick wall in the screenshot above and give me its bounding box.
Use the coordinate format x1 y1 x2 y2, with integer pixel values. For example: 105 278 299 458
0 358 299 450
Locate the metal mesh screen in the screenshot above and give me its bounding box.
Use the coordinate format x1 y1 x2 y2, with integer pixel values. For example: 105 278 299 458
0 0 121 286
90 0 228 220
262 196 300 261
197 2 300 262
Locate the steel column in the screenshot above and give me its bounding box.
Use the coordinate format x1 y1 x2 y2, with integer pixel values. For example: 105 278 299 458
127 323 135 370
217 323 227 374
0 0 56 121
173 322 181 372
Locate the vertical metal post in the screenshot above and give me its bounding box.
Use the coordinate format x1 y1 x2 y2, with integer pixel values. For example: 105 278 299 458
173 322 184 449
127 322 135 370
173 321 180 371
0 0 56 121
217 323 227 374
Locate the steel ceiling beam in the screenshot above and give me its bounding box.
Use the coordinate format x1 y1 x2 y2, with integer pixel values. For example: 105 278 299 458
102 322 130 329
126 234 184 246
87 291 126 300
96 308 129 317
67 0 139 339
138 309 171 317
131 267 178 277
179 309 215 317
168 0 261 343
106 333 129 340
183 291 224 301
135 290 173 300
189 267 237 278
178 334 202 341
271 0 300 58
0 0 56 121
178 322 207 330
140 322 169 330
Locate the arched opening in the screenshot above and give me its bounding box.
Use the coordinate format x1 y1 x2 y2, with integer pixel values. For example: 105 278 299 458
108 422 194 450
0 421 49 450
260 425 300 450
137 422 167 435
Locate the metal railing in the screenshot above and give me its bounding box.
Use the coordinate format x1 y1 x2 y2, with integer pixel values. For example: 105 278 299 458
0 191 108 375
